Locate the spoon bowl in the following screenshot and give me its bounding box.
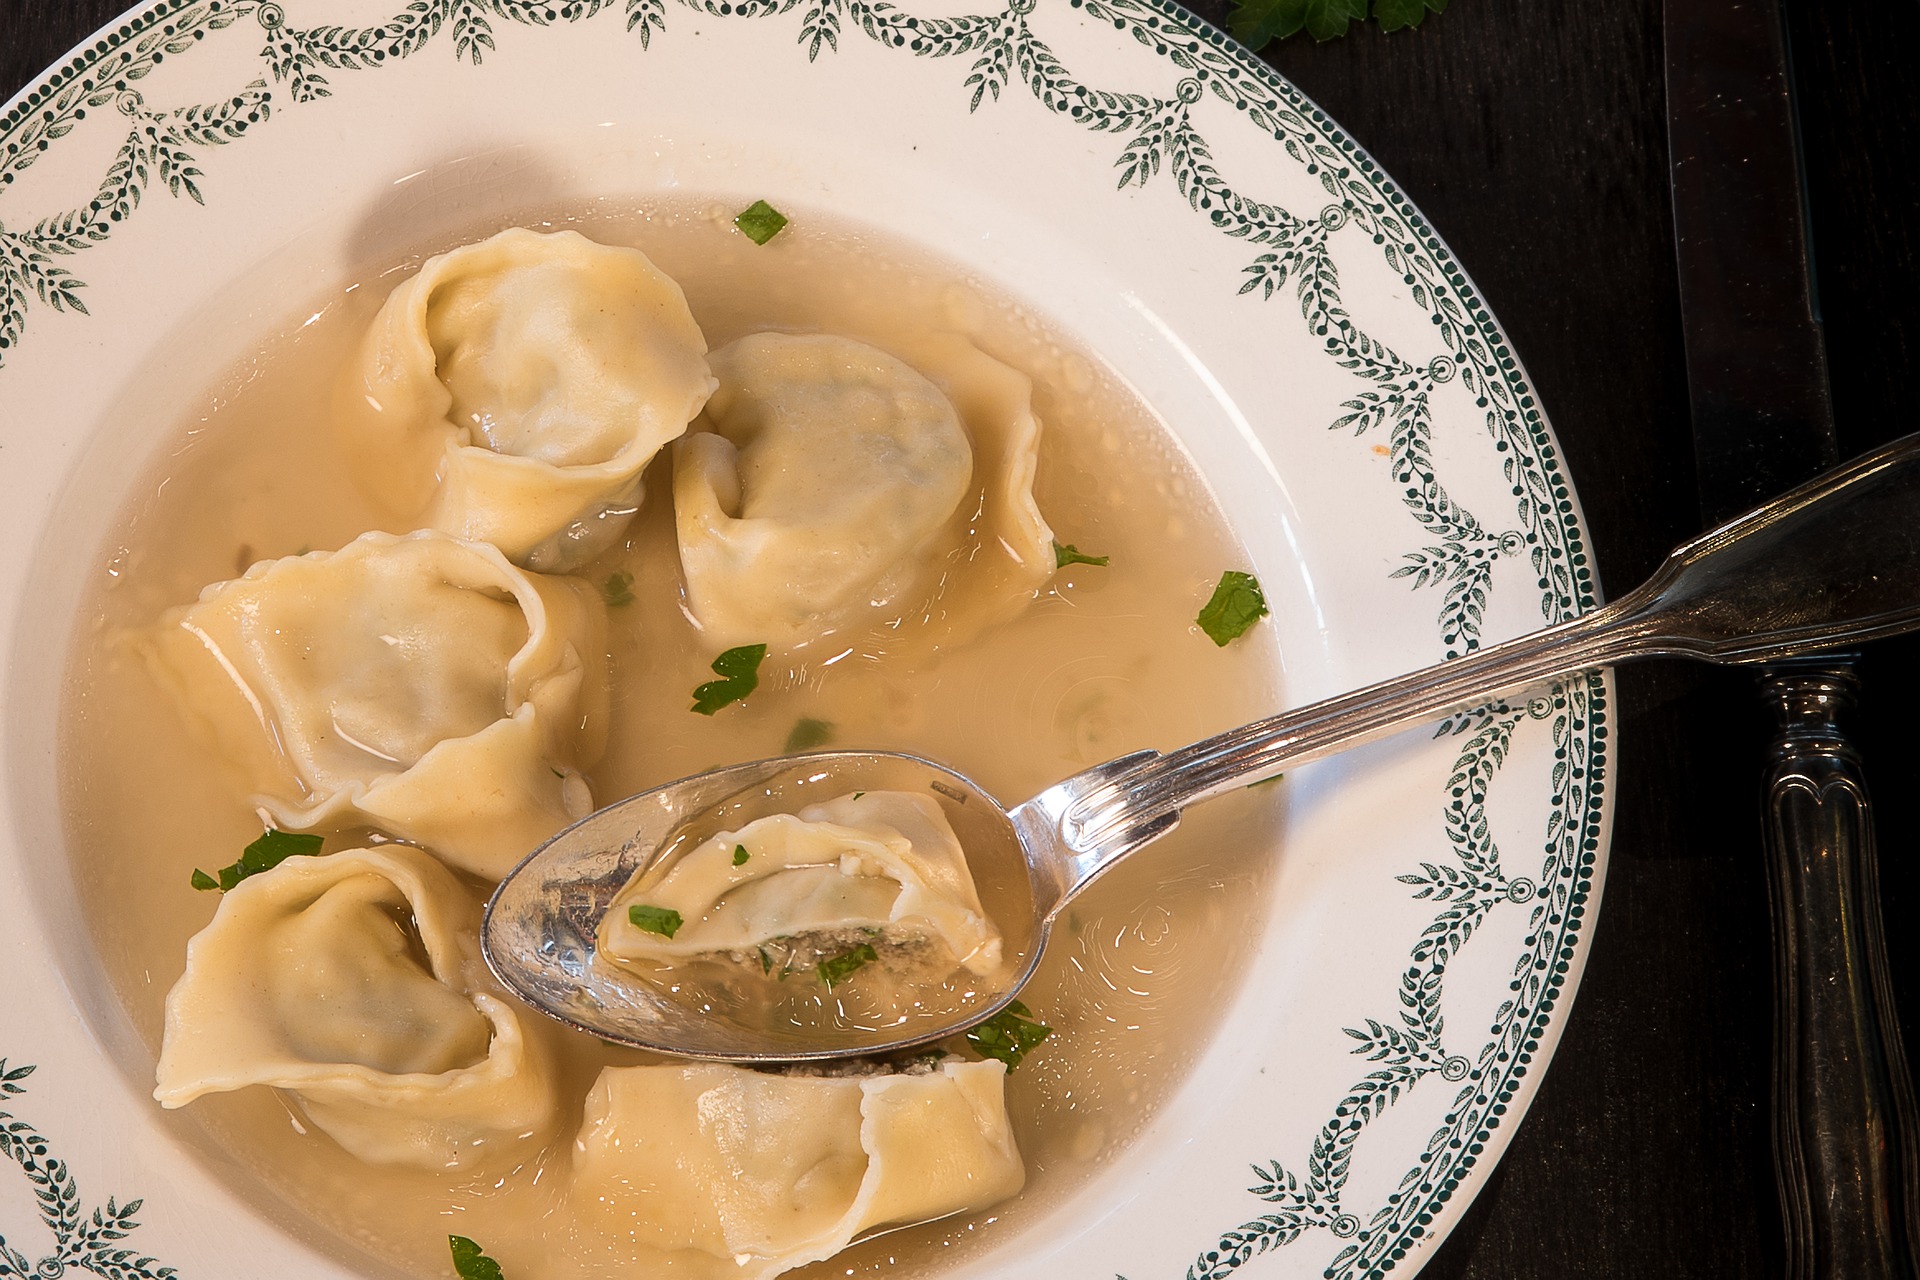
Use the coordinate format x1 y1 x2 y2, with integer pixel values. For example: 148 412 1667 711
483 751 1047 1060
485 430 1920 1060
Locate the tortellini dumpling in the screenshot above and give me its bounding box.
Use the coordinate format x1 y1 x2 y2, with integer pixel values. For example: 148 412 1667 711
571 1058 1023 1279
145 530 607 879
601 790 1002 976
673 331 1056 654
153 846 558 1170
336 227 716 571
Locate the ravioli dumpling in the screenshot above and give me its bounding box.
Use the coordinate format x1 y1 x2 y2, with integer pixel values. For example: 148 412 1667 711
674 331 1055 654
601 790 1002 977
154 846 557 1170
336 227 715 571
571 1058 1023 1279
145 530 607 879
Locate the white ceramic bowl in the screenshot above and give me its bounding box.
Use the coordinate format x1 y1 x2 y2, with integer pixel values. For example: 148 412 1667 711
0 3 1612 1277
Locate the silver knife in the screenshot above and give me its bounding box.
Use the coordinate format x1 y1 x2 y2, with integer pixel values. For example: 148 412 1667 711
1664 1 1920 1274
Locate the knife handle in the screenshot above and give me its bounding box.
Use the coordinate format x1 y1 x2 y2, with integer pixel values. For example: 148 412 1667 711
1762 661 1920 1279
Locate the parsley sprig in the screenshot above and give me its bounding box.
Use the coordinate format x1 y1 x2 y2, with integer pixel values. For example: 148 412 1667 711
1229 0 1446 48
191 829 323 892
818 943 878 990
691 644 767 715
449 1234 506 1280
734 200 789 245
1196 570 1269 646
628 904 684 938
1053 540 1110 569
784 717 833 752
965 1000 1053 1071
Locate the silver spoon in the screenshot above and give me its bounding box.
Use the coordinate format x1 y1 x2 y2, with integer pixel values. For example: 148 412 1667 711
484 431 1920 1062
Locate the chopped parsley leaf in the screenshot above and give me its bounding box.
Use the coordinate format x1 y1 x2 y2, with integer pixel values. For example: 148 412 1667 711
449 1234 506 1280
602 571 635 608
734 200 789 245
1247 773 1284 789
1196 570 1269 646
691 643 767 715
818 942 878 990
1053 540 1110 569
192 828 323 892
965 999 1052 1071
628 904 684 938
732 844 751 867
851 791 865 800
784 717 834 752
759 947 774 974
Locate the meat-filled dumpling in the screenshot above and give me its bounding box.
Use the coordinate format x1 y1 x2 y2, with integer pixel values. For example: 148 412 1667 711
600 790 1002 978
571 1059 1023 1279
154 846 558 1170
673 332 1055 655
145 530 607 879
336 228 716 571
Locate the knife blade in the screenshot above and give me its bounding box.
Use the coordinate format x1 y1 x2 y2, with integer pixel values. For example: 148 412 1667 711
1663 2 1920 1276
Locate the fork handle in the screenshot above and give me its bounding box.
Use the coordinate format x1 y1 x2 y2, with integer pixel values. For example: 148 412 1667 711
1762 662 1920 1279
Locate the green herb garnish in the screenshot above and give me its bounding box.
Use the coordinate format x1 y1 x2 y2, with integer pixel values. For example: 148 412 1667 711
965 999 1053 1071
449 1234 506 1280
1247 772 1285 789
732 844 751 867
784 717 834 752
734 200 789 245
1053 540 1110 569
817 942 878 989
1196 570 1269 646
602 571 635 608
1228 0 1442 49
628 904 684 938
191 829 323 892
691 643 767 715
759 947 774 974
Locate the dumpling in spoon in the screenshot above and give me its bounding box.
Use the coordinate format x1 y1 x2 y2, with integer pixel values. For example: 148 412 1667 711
571 1057 1022 1280
600 790 1002 980
154 845 557 1170
336 227 715 571
144 530 607 879
673 332 1055 656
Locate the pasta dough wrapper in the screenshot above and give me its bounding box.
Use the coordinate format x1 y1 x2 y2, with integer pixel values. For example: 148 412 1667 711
601 790 1002 976
572 1059 1023 1278
674 331 1054 655
154 846 558 1170
145 529 608 879
337 227 715 570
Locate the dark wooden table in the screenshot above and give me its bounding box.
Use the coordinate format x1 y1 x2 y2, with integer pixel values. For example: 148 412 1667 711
5 1 1917 1275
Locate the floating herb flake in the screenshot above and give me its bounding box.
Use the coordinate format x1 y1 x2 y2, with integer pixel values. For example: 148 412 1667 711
784 717 834 752
602 570 635 608
192 828 323 892
734 200 789 245
1196 570 1269 646
818 943 878 989
449 1234 506 1280
1053 540 1110 569
732 844 751 867
965 1000 1053 1071
628 904 684 938
691 643 767 715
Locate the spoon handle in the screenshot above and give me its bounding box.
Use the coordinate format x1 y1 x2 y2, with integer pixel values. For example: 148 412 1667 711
1051 431 1920 863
